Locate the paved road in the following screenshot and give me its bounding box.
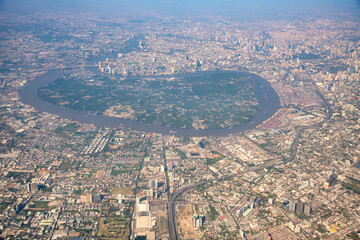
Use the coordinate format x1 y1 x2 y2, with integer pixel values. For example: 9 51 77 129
162 136 170 196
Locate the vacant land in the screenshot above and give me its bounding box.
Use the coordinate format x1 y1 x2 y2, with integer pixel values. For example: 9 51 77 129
96 216 131 240
177 204 197 240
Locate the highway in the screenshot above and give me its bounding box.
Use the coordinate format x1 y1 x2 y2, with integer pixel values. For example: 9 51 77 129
162 136 170 196
168 180 211 240
167 65 333 240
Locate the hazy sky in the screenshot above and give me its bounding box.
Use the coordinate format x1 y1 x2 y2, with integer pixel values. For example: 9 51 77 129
0 0 359 20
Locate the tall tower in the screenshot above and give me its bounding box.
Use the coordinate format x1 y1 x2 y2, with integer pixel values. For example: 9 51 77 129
289 200 297 212
148 179 158 199
296 200 304 214
304 204 312 216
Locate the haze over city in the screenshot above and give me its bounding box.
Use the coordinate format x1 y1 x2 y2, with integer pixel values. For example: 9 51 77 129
1 0 359 17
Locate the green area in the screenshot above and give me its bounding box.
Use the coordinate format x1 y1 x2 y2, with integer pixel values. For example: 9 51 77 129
96 216 131 239
73 189 83 195
85 209 100 212
316 224 327 234
208 205 219 221
0 201 13 213
29 201 49 209
206 151 225 165
38 72 258 129
174 148 187 160
294 52 321 60
5 172 32 184
59 161 75 171
348 177 360 184
55 123 79 135
343 181 360 194
110 169 133 176
111 164 139 176
347 231 360 239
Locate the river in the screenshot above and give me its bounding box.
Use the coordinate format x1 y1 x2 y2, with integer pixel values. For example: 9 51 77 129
19 69 280 137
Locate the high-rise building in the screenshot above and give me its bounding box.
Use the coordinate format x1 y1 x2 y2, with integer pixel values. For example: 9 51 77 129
240 229 246 239
296 200 304 214
250 197 256 209
195 217 202 227
193 215 203 227
148 179 158 199
27 183 39 193
148 179 158 189
304 204 312 216
154 188 158 200
118 194 124 204
328 174 337 187
148 188 154 198
289 200 297 212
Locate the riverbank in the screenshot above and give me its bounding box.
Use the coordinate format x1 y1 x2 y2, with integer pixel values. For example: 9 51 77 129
19 69 280 137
